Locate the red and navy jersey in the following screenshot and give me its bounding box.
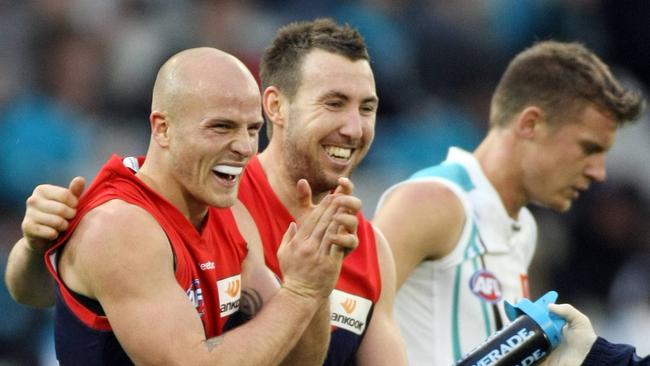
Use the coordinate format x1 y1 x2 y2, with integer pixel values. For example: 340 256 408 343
237 155 382 365
44 155 247 365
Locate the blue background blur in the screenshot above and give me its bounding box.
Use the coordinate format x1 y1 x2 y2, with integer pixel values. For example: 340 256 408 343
1 1 649 364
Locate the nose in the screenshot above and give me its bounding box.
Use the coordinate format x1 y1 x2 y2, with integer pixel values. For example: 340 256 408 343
585 154 607 182
339 110 364 141
231 129 255 158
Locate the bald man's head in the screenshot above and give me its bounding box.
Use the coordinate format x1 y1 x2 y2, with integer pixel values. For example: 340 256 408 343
142 47 263 211
151 47 259 120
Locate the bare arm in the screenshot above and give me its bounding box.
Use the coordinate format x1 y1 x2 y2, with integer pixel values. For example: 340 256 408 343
280 177 362 365
63 190 351 365
232 177 361 366
233 200 332 365
356 227 408 365
5 238 55 307
373 181 466 289
233 197 332 366
5 177 85 306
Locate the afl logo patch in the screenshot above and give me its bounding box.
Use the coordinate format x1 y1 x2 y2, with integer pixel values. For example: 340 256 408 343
469 269 502 303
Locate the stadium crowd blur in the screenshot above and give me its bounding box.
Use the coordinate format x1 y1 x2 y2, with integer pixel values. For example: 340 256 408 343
1 1 649 364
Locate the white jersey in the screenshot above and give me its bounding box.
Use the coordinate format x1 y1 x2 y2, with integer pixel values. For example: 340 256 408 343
376 147 537 366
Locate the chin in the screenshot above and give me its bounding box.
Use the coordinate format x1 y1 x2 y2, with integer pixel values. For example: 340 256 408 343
209 194 238 209
551 200 572 213
533 197 571 213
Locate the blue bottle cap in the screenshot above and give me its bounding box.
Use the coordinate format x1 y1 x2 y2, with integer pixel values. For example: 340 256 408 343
504 291 566 348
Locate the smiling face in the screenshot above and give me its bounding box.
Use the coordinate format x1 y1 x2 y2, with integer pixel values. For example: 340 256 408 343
168 88 263 209
279 49 378 194
522 103 618 212
154 49 264 211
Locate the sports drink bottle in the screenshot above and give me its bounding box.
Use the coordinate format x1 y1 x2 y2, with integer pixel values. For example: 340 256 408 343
454 291 566 366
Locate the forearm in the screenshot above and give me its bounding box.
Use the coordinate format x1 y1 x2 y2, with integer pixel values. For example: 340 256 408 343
280 300 331 366
203 287 324 366
4 238 54 307
106 283 327 366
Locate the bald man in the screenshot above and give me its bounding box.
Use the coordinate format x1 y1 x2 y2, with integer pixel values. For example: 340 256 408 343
5 48 360 365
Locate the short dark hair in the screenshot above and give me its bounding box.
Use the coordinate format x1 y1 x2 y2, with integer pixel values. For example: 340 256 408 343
490 40 643 128
260 18 370 137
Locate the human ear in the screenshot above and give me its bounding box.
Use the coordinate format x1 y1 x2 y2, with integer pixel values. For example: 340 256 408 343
150 111 170 147
514 106 543 139
262 86 286 128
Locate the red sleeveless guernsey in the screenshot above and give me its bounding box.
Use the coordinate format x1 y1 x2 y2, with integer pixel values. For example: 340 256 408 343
237 155 381 365
44 155 247 365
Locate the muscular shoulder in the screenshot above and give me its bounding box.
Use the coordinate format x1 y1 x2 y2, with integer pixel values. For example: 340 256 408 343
374 180 466 259
73 199 168 253
61 199 172 298
379 180 464 216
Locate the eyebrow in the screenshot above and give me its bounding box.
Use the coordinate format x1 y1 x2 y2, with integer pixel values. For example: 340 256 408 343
320 91 379 105
201 118 264 127
201 118 234 125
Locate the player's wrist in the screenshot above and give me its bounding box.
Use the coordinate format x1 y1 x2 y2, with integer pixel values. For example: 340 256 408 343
279 282 327 307
21 237 50 256
577 332 598 361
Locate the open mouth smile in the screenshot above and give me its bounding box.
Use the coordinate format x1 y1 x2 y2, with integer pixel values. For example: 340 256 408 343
212 165 243 184
324 145 354 161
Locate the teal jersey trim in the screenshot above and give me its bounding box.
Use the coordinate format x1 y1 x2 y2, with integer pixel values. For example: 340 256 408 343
410 162 475 192
451 263 464 360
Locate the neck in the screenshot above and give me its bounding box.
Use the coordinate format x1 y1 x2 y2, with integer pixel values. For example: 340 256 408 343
137 157 208 229
473 129 526 219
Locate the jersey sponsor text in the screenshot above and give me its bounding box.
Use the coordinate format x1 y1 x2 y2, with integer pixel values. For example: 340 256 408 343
217 275 241 317
330 289 372 335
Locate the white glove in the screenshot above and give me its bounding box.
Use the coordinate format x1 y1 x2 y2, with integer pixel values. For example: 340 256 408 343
540 303 598 366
